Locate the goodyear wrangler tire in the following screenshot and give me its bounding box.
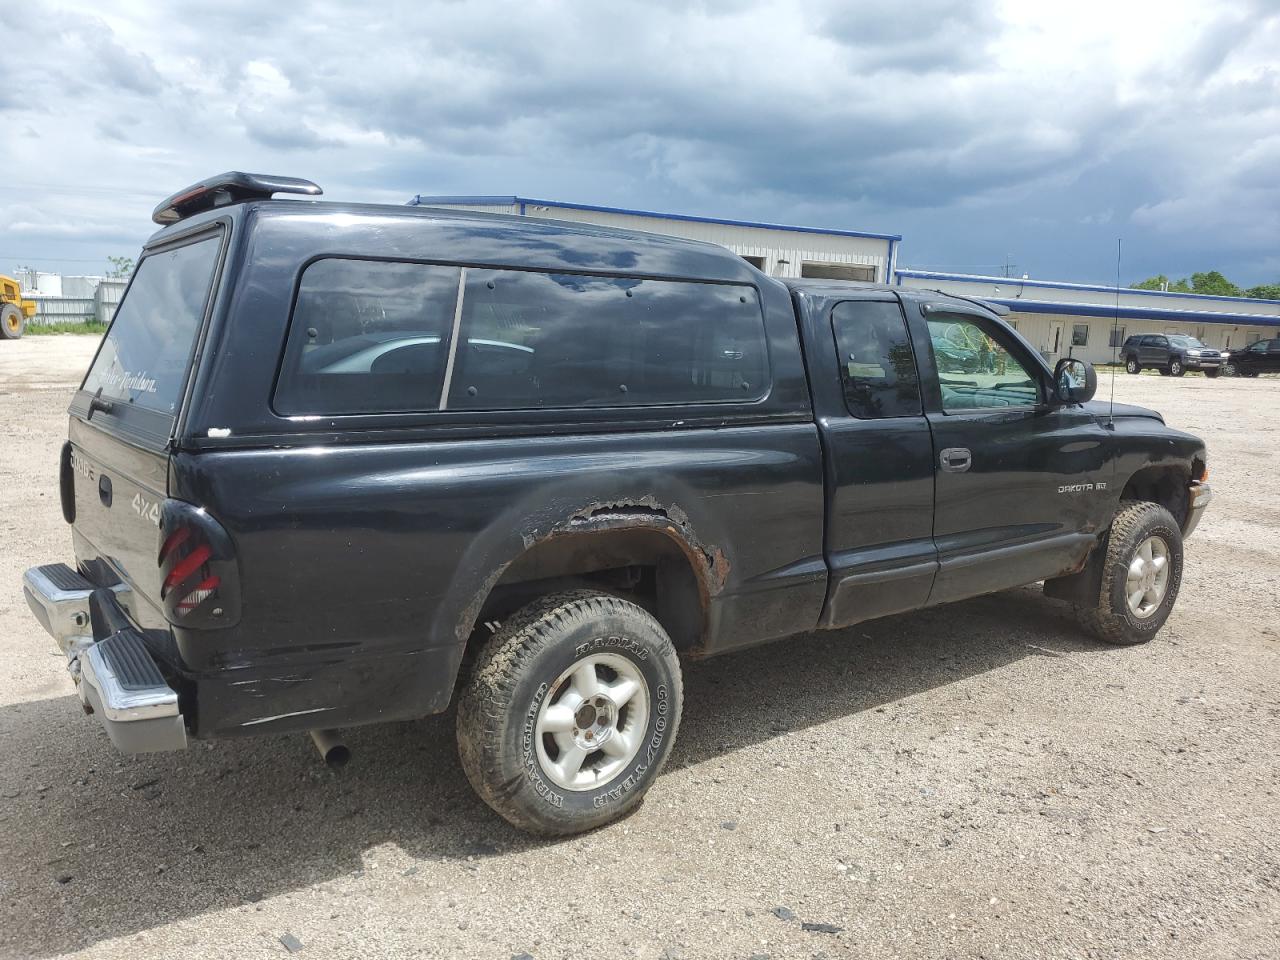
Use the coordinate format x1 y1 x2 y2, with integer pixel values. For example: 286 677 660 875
1075 500 1183 646
456 590 683 836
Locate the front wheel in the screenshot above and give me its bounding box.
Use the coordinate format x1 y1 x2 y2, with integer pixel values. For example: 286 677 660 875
1204 368 1220 379
1125 356 1140 374
456 590 683 836
1075 501 1184 645
1169 358 1185 377
0 304 24 340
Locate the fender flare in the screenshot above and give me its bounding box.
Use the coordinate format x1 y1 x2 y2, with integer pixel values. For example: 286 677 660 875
421 497 730 707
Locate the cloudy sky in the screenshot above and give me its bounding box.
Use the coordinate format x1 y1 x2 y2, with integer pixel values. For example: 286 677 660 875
2 0 1277 285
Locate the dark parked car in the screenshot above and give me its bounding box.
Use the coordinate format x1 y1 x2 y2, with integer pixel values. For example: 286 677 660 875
929 336 982 372
1122 334 1223 377
1224 338 1280 377
23 173 1212 835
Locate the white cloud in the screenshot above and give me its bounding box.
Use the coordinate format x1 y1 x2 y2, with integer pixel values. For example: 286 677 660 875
1 0 1276 283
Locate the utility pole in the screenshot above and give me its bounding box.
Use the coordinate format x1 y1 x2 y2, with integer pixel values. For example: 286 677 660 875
1002 255 1018 278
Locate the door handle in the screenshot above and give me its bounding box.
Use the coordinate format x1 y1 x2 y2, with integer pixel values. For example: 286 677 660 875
940 447 972 473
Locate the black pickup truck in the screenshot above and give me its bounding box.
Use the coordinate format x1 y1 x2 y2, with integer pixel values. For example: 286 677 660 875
23 173 1212 836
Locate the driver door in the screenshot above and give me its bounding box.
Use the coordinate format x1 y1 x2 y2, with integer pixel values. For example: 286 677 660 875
1142 335 1169 366
914 306 1113 605
1235 339 1268 374
1265 340 1280 374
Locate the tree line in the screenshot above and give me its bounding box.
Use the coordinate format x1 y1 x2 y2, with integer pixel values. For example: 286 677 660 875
1131 270 1280 300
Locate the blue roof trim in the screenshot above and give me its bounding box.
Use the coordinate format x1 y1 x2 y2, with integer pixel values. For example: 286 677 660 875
896 268 1280 307
986 298 1280 327
410 194 902 243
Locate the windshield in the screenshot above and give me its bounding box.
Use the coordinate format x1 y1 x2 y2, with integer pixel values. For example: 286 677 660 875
81 233 222 420
1167 336 1205 348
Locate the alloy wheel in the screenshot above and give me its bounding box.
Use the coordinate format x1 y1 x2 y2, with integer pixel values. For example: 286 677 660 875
534 653 650 791
1126 535 1171 618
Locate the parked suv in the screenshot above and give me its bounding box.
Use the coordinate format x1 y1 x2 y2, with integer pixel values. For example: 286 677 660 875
23 173 1211 835
1224 338 1280 377
1122 334 1223 377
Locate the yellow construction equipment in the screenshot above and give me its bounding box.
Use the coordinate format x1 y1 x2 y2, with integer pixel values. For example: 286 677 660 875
1 275 37 339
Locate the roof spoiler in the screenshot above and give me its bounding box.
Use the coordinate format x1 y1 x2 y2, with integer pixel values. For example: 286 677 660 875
152 172 322 225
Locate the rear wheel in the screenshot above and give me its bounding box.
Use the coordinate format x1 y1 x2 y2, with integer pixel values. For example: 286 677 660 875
0 304 24 340
1169 358 1184 377
456 590 683 836
1125 356 1140 374
1075 501 1183 645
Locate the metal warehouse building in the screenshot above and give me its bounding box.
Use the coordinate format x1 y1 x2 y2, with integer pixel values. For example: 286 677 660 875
895 270 1280 367
409 195 901 284
14 270 126 326
409 195 1279 363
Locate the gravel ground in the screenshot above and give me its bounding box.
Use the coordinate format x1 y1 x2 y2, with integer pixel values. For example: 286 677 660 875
1 336 1278 960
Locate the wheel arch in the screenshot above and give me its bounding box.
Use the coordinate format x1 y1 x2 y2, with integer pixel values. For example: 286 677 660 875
442 500 726 698
479 519 714 648
1046 462 1195 605
1119 463 1191 527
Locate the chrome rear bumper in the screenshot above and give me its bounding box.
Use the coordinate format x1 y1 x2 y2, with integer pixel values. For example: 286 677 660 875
22 564 186 753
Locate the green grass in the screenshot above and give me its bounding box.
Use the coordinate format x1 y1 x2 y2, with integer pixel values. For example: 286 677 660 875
26 320 108 336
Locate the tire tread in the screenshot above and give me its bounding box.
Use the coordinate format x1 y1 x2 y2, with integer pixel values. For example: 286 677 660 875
456 590 681 835
1075 499 1181 645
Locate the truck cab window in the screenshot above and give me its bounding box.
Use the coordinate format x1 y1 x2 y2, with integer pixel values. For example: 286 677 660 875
927 315 1039 411
830 300 920 418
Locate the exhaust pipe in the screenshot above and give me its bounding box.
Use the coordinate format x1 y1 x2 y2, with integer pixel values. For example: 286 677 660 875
309 728 350 768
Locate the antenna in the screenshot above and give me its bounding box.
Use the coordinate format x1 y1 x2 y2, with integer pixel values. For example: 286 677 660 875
1108 239 1121 428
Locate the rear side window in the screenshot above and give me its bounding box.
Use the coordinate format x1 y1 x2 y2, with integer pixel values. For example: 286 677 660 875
275 259 462 415
275 262 769 415
829 300 920 418
447 269 768 410
81 233 222 420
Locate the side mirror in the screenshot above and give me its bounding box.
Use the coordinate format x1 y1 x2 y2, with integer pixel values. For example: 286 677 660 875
1053 358 1097 404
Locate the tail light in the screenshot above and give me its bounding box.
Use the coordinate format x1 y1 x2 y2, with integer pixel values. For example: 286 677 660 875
158 500 240 628
59 442 76 524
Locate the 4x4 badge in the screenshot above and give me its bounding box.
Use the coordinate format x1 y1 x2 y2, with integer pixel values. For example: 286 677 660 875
131 492 162 525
